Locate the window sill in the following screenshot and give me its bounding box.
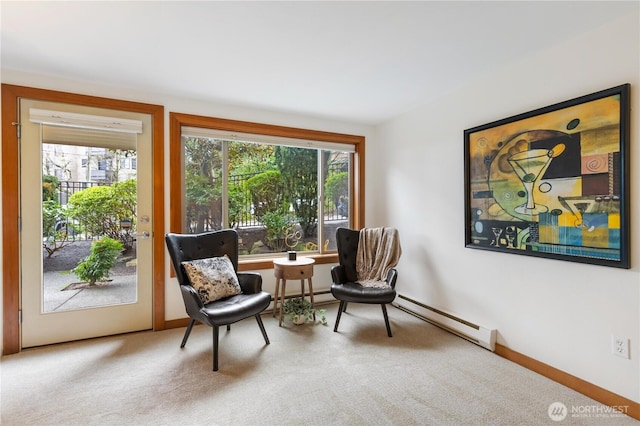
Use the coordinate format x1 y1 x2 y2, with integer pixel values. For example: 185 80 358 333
238 253 338 272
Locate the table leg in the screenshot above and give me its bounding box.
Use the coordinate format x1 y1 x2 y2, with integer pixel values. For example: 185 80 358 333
300 279 308 320
278 279 287 327
273 278 280 318
308 277 315 321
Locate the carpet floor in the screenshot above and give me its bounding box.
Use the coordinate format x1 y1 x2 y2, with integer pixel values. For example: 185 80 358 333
1 303 637 425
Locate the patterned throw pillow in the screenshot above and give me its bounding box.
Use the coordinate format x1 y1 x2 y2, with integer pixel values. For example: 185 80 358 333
181 255 242 304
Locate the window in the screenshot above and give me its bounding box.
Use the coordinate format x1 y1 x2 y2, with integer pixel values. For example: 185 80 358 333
118 157 137 170
170 114 364 267
97 159 108 171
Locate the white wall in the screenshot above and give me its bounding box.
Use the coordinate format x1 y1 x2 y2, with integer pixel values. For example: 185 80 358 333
373 13 639 402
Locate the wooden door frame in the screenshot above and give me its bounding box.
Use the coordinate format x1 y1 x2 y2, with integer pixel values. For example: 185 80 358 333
2 84 165 354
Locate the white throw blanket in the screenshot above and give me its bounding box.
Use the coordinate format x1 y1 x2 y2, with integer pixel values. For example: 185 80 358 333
356 227 402 288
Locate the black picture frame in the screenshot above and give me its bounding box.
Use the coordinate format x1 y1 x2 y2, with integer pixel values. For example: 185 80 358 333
464 84 630 268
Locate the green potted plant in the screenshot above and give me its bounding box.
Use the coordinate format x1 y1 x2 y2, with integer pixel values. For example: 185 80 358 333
282 297 327 325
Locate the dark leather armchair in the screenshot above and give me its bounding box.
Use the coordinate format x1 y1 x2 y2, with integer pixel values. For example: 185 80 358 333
165 229 270 371
331 227 398 337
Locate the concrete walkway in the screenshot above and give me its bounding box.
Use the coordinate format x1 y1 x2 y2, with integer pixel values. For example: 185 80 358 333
43 271 136 312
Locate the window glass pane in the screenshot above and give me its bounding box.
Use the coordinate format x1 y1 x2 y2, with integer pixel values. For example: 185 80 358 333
321 150 350 252
180 127 354 257
183 136 223 233
273 145 318 254
235 143 319 256
227 139 274 227
228 140 273 254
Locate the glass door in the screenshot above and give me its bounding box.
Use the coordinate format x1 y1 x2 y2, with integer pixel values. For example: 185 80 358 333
20 99 153 348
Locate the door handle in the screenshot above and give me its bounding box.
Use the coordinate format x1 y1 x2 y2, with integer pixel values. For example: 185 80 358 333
136 231 150 239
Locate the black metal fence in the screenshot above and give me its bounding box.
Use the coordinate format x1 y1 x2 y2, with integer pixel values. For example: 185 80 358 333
57 181 106 205
57 165 348 232
230 173 260 228
49 181 109 242
223 169 347 229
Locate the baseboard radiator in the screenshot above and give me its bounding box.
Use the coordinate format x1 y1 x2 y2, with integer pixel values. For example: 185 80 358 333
393 294 497 352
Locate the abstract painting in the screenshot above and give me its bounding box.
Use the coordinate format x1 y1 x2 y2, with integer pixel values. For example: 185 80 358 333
464 84 630 268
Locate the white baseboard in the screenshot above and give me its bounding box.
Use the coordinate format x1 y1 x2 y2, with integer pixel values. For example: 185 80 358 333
393 294 497 352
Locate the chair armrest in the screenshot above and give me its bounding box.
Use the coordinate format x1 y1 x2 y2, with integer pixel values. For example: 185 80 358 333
331 265 347 284
237 272 263 294
386 268 398 288
180 284 206 319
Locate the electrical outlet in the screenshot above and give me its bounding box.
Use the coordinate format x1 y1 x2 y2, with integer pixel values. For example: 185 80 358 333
611 336 630 359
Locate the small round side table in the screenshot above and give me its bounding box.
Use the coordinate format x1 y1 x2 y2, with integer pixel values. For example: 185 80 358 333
272 257 315 327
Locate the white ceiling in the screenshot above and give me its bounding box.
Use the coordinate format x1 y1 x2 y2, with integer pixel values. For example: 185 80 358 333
1 1 637 125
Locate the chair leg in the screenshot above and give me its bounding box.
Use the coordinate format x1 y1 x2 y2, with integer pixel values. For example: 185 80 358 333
180 319 196 348
227 324 231 331
255 314 270 344
212 325 219 371
334 300 346 332
381 304 392 337
343 301 348 313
